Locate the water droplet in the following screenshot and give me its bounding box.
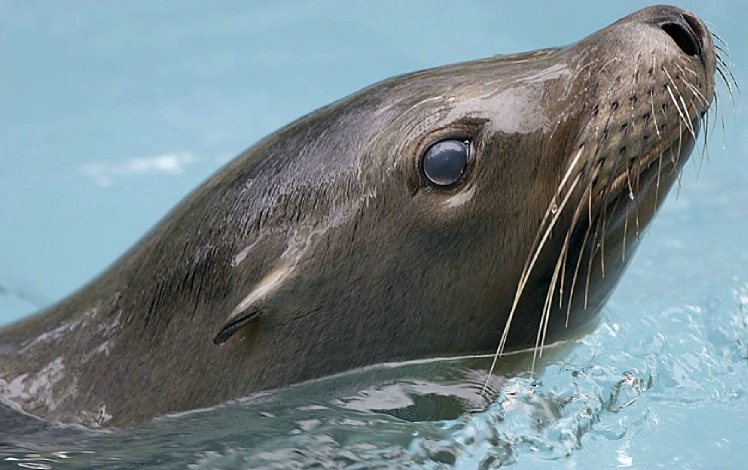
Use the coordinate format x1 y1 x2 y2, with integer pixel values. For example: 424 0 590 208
550 198 559 214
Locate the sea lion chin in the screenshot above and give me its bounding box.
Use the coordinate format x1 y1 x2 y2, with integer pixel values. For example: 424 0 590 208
0 5 722 427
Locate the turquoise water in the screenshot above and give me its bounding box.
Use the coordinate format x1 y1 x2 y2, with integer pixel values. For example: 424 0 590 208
1 1 746 468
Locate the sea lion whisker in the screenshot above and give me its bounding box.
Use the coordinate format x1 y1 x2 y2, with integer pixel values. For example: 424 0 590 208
655 147 666 206
712 41 739 86
673 63 710 107
714 68 737 111
579 159 606 311
598 170 630 278
671 61 701 82
629 161 643 243
714 46 729 65
534 245 566 369
625 163 636 199
693 105 711 175
481 172 583 397
714 50 735 81
558 227 570 310
721 61 739 94
600 178 627 274
523 171 583 295
584 208 607 309
679 99 702 181
566 191 595 325
699 110 712 167
710 30 728 48
688 114 707 180
513 201 556 295
560 146 586 192
622 182 631 262
714 62 738 110
559 177 597 314
673 118 686 198
539 230 576 361
511 145 586 309
680 79 710 110
662 71 697 138
714 58 739 109
580 187 597 310
623 142 646 252
600 205 617 279
711 49 736 150
698 90 724 174
711 39 738 97
628 66 641 135
710 89 730 149
532 170 596 370
557 174 596 310
591 189 614 291
592 127 631 280
508 171 583 337
649 62 663 139
675 166 686 199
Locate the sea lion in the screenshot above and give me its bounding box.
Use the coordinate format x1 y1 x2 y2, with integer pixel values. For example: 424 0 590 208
0 5 720 427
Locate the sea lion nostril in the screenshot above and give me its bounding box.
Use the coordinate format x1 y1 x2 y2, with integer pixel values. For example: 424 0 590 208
660 20 701 59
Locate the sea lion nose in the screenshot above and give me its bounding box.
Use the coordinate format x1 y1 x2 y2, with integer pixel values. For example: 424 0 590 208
656 10 708 65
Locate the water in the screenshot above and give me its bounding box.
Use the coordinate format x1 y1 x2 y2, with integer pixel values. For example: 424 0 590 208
1 1 746 468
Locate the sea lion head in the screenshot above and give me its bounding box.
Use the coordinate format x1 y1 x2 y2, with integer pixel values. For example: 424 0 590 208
213 5 718 363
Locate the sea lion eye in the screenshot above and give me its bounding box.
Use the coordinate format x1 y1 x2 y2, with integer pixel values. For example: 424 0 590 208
421 140 470 187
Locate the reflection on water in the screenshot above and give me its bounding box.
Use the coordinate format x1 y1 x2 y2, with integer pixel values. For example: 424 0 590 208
2 285 746 469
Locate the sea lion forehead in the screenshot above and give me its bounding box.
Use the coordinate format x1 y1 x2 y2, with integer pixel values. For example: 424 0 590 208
352 51 574 162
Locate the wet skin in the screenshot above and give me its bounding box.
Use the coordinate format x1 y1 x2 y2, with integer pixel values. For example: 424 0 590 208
0 5 718 427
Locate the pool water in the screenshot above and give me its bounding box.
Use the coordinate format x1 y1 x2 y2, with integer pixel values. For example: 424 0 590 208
1 1 746 468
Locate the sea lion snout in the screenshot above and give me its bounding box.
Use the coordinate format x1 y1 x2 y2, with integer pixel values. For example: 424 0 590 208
647 6 711 66
626 6 716 88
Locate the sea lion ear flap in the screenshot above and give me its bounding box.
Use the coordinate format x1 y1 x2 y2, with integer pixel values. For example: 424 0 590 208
213 263 294 345
213 305 264 345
